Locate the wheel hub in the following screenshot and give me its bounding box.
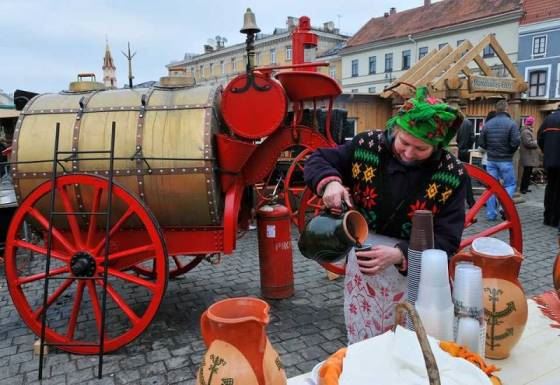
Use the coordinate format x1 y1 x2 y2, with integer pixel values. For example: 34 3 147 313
70 252 96 277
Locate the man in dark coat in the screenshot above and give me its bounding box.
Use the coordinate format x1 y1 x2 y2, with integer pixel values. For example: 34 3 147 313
456 118 475 207
538 107 560 227
478 100 520 221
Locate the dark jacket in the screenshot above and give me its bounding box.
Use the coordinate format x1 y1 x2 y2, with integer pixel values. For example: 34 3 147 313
478 112 520 161
304 131 466 260
456 119 474 161
537 109 560 169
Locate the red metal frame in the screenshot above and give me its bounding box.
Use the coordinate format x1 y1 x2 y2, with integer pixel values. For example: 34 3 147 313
297 163 523 275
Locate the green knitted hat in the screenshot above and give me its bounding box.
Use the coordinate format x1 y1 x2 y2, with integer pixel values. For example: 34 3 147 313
386 87 464 147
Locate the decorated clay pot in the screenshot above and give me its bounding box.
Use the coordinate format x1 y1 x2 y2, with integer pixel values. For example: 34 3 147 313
298 205 368 263
451 240 528 360
197 297 286 385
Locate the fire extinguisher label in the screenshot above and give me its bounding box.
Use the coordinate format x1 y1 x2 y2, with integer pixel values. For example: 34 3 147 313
266 225 276 238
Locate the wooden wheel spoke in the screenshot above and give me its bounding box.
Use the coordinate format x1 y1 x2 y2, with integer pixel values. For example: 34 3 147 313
57 185 84 249
172 256 183 270
460 221 512 249
93 208 135 255
32 278 75 320
105 268 157 292
28 208 76 253
18 266 69 286
86 281 103 336
98 281 140 326
108 244 156 271
66 281 86 339
465 189 493 226
86 187 103 248
14 240 69 262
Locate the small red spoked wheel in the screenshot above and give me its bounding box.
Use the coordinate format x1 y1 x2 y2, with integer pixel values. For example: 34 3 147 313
5 174 168 354
284 148 313 225
132 254 203 279
297 164 523 275
461 163 522 252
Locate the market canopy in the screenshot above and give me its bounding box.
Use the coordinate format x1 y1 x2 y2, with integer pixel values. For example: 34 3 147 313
380 34 527 100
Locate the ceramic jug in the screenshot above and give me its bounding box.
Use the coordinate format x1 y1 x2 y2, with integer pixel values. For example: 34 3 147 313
450 239 528 360
298 204 368 263
196 297 286 385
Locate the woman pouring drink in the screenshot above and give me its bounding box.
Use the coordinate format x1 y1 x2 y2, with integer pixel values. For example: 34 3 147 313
304 87 468 343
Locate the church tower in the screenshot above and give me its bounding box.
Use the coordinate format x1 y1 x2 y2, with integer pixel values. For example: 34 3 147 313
102 39 117 88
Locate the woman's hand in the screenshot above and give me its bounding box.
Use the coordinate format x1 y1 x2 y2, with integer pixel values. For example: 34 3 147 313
322 181 353 209
356 245 404 275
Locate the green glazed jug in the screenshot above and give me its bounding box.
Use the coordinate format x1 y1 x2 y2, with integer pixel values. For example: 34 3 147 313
298 204 368 263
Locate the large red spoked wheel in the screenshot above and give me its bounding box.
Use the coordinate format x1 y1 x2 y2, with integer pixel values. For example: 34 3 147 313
297 164 523 275
4 174 168 354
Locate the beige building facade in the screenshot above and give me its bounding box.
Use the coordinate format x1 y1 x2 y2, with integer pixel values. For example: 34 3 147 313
166 18 348 86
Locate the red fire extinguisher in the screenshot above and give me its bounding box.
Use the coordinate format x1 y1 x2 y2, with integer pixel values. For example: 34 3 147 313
256 202 294 299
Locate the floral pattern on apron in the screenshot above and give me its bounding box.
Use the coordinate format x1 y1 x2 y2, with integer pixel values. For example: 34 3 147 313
344 245 407 344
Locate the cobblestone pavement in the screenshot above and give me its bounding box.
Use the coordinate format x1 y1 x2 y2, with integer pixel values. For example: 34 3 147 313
0 185 557 384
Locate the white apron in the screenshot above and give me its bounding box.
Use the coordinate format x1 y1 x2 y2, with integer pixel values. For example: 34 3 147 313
344 234 407 344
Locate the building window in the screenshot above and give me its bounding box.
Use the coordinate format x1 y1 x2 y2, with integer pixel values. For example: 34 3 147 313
255 52 260 65
329 66 336 78
402 50 411 70
438 43 448 49
418 47 428 59
286 46 292 60
199 64 204 78
231 57 236 72
351 88 359 93
483 45 494 58
457 39 465 46
532 36 547 57
270 48 277 64
209 63 213 75
368 86 376 93
385 53 393 73
220 61 225 74
351 59 359 77
529 70 547 97
368 56 376 74
190 66 195 75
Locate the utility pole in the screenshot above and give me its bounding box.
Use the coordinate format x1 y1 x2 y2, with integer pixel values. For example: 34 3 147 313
121 42 136 89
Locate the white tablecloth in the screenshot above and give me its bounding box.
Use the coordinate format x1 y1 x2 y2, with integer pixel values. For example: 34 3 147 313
288 299 560 385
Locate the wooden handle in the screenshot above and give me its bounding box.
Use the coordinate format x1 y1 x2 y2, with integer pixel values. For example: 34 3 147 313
394 302 441 385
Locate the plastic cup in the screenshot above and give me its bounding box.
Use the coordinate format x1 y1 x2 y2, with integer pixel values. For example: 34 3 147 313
456 316 481 354
416 302 454 341
453 263 483 318
420 249 449 287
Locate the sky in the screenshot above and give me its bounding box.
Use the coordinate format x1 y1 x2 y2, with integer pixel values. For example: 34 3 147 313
0 0 437 95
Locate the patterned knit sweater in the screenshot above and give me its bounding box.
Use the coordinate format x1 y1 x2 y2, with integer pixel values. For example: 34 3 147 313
304 130 467 259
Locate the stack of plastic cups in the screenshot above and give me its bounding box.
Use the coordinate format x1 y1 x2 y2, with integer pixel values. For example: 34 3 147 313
452 262 485 355
414 249 454 341
406 210 434 330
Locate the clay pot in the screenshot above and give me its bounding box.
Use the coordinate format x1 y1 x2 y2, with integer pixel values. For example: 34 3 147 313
298 205 368 263
450 240 528 360
197 297 286 385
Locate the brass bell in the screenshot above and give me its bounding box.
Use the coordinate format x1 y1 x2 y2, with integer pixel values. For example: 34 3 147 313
240 8 260 34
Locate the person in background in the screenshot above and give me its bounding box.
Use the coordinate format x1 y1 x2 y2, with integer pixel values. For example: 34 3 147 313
304 87 467 342
538 107 560 227
456 116 475 207
478 101 520 221
519 116 539 194
477 111 496 171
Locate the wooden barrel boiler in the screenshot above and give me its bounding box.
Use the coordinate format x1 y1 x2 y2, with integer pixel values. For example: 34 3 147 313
11 84 223 227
